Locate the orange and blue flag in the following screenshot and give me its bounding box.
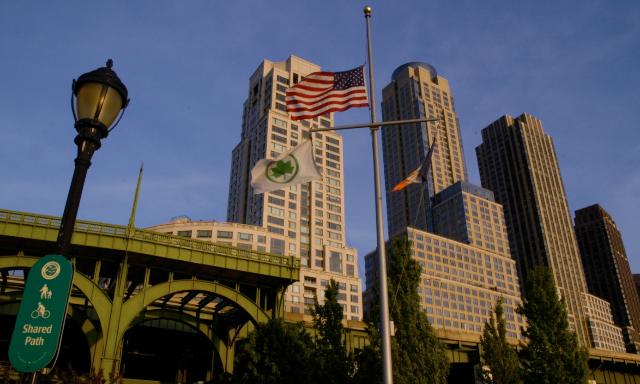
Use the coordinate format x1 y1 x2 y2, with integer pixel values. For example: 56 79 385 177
391 139 437 192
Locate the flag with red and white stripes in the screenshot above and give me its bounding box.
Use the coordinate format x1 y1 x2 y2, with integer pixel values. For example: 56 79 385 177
285 66 369 121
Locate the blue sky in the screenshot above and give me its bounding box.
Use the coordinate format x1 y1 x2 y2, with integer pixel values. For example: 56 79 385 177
1 1 639 278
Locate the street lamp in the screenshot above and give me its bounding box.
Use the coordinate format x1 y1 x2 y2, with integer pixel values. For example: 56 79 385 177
8 60 129 381
56 59 129 256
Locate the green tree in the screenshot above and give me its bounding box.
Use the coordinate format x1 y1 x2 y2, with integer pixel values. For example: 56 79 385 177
311 279 352 383
388 236 449 384
352 284 383 384
351 325 382 384
517 267 589 384
232 318 315 384
479 298 521 384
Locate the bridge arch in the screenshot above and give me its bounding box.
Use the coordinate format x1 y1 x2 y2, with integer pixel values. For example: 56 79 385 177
119 279 270 337
128 308 216 343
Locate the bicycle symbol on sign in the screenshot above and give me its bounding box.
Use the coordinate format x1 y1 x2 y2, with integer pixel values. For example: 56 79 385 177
30 302 51 319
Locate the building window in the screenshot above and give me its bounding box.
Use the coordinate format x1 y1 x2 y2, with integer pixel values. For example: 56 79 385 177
272 126 287 135
273 117 287 128
269 207 285 217
238 233 253 241
268 226 284 235
276 75 289 85
326 160 340 169
330 252 342 273
196 230 212 238
346 264 355 276
217 231 232 239
270 238 285 254
328 222 342 231
177 231 192 238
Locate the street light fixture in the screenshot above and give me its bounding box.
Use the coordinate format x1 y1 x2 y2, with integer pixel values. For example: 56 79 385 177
56 59 129 256
9 59 130 382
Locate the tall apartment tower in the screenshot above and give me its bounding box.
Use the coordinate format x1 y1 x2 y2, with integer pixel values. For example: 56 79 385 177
368 62 524 341
381 62 468 236
476 113 592 347
226 55 363 320
575 204 640 352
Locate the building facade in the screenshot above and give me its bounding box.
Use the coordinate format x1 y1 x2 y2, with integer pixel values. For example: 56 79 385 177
147 218 362 320
583 293 627 353
380 62 468 236
365 181 525 341
575 204 640 352
225 55 363 320
368 62 523 342
432 181 510 257
476 113 600 348
365 225 525 342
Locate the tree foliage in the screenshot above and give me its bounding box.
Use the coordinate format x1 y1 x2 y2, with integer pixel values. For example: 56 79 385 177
232 318 315 384
479 298 521 384
517 267 588 384
351 324 383 384
388 236 449 384
311 279 352 383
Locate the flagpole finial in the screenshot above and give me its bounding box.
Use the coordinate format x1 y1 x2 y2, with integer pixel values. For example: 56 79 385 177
363 5 372 17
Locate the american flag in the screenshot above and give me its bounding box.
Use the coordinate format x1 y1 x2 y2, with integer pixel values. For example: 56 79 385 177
285 66 369 121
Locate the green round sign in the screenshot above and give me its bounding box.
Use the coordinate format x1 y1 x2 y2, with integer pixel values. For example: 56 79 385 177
9 254 74 372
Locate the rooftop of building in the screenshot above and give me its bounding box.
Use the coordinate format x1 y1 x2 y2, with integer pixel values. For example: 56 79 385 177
432 180 495 205
391 61 437 81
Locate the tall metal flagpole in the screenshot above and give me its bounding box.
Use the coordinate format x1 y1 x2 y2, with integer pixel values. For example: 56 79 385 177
364 6 393 384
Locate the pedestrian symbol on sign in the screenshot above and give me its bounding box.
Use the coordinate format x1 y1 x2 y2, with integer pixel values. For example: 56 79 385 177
39 284 52 299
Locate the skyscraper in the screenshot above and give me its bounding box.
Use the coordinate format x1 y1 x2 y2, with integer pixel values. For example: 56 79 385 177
476 113 597 347
226 55 363 320
367 62 524 341
575 204 640 352
381 62 467 236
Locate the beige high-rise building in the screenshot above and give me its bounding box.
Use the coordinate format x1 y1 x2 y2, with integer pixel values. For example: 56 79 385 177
432 181 511 257
381 62 468 236
365 182 525 341
366 62 524 342
476 113 593 347
583 293 626 353
225 55 362 320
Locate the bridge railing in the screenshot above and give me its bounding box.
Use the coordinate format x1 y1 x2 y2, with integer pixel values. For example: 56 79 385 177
0 209 300 268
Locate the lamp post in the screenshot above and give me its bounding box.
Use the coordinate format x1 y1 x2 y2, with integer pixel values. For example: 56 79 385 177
56 59 129 256
9 60 129 384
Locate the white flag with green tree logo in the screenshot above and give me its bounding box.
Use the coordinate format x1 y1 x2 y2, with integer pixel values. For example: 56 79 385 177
251 140 321 194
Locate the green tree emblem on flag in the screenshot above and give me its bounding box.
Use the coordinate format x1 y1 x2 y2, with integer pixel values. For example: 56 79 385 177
266 155 299 183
